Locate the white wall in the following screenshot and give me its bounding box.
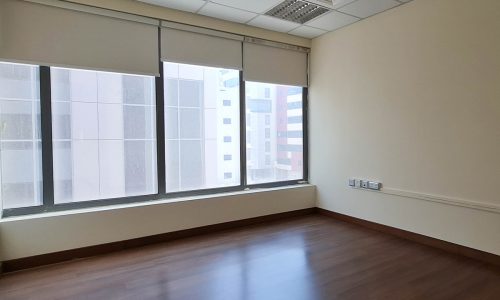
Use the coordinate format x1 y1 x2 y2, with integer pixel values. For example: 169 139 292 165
310 0 500 255
0 185 315 260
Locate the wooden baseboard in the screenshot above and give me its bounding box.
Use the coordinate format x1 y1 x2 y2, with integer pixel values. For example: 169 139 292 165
316 208 500 267
1 208 316 274
3 207 498 274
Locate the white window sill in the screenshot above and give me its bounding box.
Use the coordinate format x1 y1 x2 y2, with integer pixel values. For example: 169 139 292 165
1 184 315 222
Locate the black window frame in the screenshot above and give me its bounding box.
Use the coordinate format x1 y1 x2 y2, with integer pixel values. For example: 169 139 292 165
1 64 309 218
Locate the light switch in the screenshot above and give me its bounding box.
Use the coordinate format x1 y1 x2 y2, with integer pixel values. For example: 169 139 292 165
349 179 356 186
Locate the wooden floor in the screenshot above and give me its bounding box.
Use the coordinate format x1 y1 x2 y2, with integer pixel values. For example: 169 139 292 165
0 215 499 300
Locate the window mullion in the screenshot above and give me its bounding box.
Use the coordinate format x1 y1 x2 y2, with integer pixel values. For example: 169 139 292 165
40 66 55 207
156 28 166 196
239 71 247 187
302 86 309 182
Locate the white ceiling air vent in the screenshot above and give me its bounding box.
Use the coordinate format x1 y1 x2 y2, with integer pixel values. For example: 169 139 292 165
265 0 332 24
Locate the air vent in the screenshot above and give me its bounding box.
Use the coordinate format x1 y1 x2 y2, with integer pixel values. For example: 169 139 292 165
265 0 330 24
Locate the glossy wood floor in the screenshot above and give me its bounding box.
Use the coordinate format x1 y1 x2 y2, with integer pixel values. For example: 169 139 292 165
1 215 499 300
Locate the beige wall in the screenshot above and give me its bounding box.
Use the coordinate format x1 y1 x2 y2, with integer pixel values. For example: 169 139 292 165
64 0 310 48
0 185 315 260
310 0 500 255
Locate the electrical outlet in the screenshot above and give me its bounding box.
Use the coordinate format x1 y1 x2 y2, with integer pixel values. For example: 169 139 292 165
348 179 355 187
360 180 369 188
355 179 361 188
368 181 381 190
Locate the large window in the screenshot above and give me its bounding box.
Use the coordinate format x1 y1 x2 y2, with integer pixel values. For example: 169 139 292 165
1 64 307 215
246 82 304 184
51 68 157 203
0 62 42 209
0 4 310 217
164 63 240 192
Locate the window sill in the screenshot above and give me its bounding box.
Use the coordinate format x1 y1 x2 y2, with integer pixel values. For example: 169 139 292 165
1 184 314 222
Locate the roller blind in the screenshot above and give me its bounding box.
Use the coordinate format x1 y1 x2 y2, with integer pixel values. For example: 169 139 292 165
243 42 308 87
0 0 159 76
161 24 243 70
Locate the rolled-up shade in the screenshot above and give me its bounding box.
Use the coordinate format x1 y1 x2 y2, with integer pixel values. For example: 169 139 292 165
0 0 159 76
161 24 243 70
243 42 308 87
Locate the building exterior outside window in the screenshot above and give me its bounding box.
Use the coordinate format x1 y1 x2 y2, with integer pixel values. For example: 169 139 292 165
164 62 240 192
245 81 304 184
0 62 42 209
51 68 157 203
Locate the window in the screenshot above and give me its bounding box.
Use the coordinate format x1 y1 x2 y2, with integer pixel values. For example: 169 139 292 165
1 14 309 217
0 62 42 209
51 68 157 203
164 62 240 192
246 82 304 184
223 77 239 88
264 87 271 98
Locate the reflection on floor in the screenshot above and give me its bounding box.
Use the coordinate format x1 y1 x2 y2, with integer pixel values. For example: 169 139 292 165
0 214 499 299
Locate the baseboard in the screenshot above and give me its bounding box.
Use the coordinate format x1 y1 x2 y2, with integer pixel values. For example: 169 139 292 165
3 207 498 274
316 208 500 267
1 208 315 274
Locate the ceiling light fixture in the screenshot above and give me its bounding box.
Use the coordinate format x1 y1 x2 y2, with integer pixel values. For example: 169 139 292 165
265 0 331 24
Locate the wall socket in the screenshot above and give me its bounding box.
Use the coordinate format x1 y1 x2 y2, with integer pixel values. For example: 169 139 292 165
349 178 382 191
368 181 382 190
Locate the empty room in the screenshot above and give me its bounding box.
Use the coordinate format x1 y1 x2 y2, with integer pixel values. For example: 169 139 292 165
0 0 499 299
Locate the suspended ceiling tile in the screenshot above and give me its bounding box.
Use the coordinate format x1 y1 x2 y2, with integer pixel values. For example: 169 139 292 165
331 0 358 9
288 26 327 38
199 2 257 23
211 0 284 14
337 0 401 18
306 10 359 31
247 15 300 33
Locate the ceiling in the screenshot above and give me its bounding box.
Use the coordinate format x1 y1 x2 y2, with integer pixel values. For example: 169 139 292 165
138 0 413 39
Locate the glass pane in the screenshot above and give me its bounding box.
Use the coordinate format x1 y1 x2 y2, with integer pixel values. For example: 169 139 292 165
179 108 201 139
124 140 157 196
51 68 157 203
246 82 304 184
164 62 240 192
0 62 42 209
53 141 72 203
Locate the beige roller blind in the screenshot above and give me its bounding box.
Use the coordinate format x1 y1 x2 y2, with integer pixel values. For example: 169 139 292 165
243 42 308 87
0 0 159 76
161 24 243 70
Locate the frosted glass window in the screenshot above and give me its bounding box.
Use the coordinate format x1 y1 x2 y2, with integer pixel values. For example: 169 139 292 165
164 62 240 192
246 82 304 184
51 68 157 203
0 62 42 209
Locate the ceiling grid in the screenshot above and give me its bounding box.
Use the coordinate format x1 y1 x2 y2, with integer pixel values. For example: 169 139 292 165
138 0 413 38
